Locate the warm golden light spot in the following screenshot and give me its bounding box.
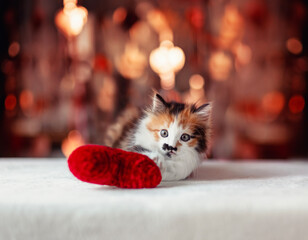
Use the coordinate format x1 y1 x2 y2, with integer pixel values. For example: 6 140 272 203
262 91 285 115
149 40 185 76
116 42 147 79
159 29 173 42
286 38 303 55
64 0 77 5
219 5 243 48
55 0 88 38
61 130 85 157
149 40 185 90
234 43 252 65
64 2 77 12
289 95 305 114
160 71 175 90
208 51 232 81
19 90 34 111
189 74 204 90
113 7 127 24
147 9 169 34
168 46 185 72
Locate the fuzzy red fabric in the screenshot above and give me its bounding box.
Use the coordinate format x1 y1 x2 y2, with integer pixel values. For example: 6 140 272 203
68 145 162 188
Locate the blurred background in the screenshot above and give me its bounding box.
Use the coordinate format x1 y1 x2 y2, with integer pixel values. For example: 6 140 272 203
0 0 307 159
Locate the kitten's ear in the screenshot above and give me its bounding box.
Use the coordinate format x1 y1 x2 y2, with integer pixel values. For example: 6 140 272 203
152 94 168 112
194 103 212 122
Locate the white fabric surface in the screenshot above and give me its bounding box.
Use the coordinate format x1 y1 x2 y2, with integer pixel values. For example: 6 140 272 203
0 159 308 240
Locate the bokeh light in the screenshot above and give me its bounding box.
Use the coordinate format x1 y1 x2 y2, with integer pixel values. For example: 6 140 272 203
186 7 204 29
286 38 303 55
289 95 305 114
116 42 147 79
209 51 232 81
64 0 77 5
19 90 34 111
219 5 243 48
147 9 169 34
5 94 17 111
113 7 127 24
189 74 204 90
149 40 185 75
61 130 85 157
160 71 175 90
234 42 252 65
8 42 20 58
262 91 285 115
55 0 88 38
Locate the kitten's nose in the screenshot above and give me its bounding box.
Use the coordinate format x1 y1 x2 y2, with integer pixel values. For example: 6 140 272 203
162 143 177 152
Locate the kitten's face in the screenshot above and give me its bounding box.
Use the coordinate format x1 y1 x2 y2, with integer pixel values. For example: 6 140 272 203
145 94 211 157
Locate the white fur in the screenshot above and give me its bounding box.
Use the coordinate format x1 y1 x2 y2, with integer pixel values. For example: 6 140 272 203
133 115 201 181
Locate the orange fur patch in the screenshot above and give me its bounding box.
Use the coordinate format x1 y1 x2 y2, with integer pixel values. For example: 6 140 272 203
188 138 198 147
146 113 174 141
178 107 205 149
176 141 182 148
178 107 200 131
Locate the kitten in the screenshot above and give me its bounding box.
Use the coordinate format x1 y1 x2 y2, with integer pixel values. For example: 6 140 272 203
104 93 212 181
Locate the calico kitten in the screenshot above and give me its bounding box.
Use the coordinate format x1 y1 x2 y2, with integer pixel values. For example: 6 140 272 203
104 93 212 181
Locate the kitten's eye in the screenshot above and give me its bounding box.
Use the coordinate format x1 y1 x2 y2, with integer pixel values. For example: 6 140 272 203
160 129 168 138
181 133 190 142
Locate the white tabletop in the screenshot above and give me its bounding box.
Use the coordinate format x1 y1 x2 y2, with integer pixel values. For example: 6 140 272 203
0 159 308 240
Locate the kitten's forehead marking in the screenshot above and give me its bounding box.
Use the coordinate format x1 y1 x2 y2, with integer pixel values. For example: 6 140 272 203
178 108 199 130
177 106 206 149
146 113 175 141
147 113 174 128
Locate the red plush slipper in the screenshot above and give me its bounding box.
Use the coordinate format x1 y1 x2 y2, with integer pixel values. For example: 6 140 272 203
68 145 162 188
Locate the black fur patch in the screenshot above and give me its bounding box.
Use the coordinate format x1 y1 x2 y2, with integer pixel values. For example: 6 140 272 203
131 145 150 153
193 126 207 153
167 102 185 115
191 103 210 113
